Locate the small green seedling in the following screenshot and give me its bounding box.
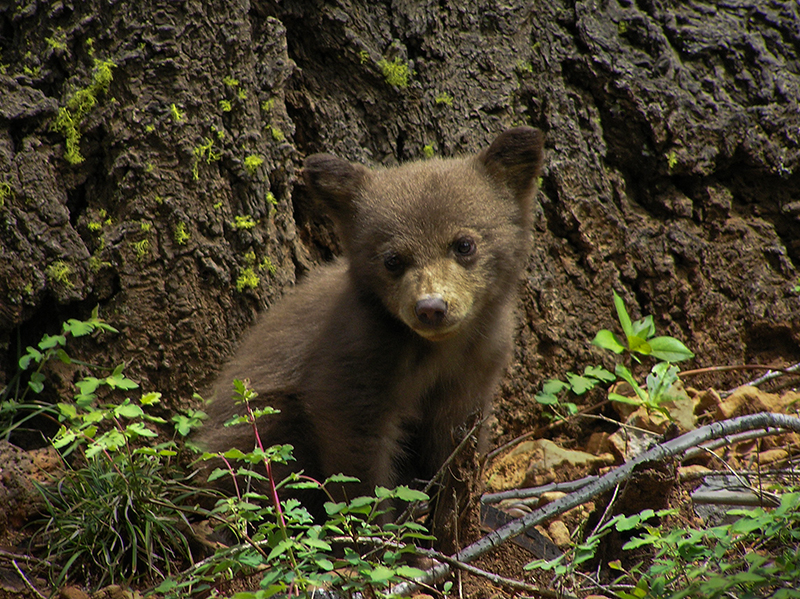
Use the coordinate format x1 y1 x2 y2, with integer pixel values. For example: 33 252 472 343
591 291 694 363
378 58 409 88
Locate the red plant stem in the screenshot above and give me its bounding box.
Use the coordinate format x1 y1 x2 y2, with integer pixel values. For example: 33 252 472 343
219 455 242 500
246 401 286 528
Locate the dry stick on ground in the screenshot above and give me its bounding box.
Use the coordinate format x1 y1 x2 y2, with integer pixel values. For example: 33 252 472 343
391 412 800 596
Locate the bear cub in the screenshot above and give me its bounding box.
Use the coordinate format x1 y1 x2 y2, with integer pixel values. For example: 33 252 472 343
198 127 545 518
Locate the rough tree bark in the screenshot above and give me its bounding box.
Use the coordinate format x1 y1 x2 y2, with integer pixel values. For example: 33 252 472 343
1 0 798 441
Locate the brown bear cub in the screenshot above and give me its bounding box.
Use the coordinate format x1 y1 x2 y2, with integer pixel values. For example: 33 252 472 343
198 127 544 519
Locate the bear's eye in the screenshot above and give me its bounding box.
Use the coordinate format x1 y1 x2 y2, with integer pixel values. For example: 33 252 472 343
384 253 404 273
454 236 477 257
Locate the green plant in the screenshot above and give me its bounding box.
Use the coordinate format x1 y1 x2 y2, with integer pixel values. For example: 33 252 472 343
422 144 435 159
378 57 410 88
261 98 275 112
266 191 278 206
37 389 206 588
0 307 117 441
243 154 263 176
611 494 800 598
220 99 232 112
358 49 370 64
156 380 431 598
223 75 240 88
51 58 116 164
237 88 247 101
536 291 694 419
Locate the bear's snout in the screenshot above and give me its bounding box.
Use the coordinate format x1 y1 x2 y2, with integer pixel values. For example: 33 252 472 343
415 295 448 327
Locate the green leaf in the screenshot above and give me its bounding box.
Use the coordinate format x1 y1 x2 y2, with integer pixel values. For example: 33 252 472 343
367 565 395 583
394 486 429 502
140 392 162 405
566 372 597 395
613 290 633 338
591 329 626 353
222 448 246 460
614 365 648 402
38 333 66 350
125 422 158 438
326 473 360 484
28 371 45 393
57 402 78 420
19 347 43 370
542 379 569 395
631 315 655 340
207 468 229 482
114 401 144 419
584 365 615 382
75 377 102 396
626 335 651 355
64 319 94 337
647 336 695 362
534 392 559 405
55 349 72 364
105 364 138 390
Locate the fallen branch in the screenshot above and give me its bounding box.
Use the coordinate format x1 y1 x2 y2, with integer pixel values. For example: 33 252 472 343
391 412 800 596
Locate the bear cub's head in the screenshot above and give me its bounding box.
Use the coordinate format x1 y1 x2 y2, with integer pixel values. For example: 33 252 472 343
303 127 545 341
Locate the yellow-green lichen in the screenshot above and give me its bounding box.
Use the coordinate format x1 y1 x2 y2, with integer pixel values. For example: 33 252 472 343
236 267 259 292
46 261 74 287
174 222 190 245
378 58 409 88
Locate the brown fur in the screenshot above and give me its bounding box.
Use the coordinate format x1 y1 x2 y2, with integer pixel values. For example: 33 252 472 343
197 127 544 517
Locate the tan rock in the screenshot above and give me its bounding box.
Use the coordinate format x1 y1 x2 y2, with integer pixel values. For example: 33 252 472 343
548 520 572 549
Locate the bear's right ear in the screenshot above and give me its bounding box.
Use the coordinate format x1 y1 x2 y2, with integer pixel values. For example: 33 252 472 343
302 154 370 230
477 127 545 202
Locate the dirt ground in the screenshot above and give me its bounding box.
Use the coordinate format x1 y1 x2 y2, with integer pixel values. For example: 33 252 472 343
1 0 800 597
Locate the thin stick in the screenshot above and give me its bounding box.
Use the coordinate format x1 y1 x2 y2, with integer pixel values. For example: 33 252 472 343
391 413 800 596
482 474 599 504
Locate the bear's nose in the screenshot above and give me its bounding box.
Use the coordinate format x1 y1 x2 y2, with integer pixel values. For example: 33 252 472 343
415 296 448 327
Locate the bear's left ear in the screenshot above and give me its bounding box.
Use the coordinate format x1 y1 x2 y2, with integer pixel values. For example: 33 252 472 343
303 154 370 232
477 127 545 201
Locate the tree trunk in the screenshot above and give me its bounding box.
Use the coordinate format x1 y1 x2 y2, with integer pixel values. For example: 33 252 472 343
1 0 798 439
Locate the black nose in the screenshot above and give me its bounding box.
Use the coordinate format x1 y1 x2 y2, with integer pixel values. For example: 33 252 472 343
415 297 447 327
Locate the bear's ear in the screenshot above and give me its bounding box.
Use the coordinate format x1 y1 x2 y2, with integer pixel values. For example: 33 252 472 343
477 127 545 201
302 154 370 229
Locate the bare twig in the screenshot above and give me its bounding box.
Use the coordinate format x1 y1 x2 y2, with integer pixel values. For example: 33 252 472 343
391 413 800 596
683 427 798 460
482 474 598 504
